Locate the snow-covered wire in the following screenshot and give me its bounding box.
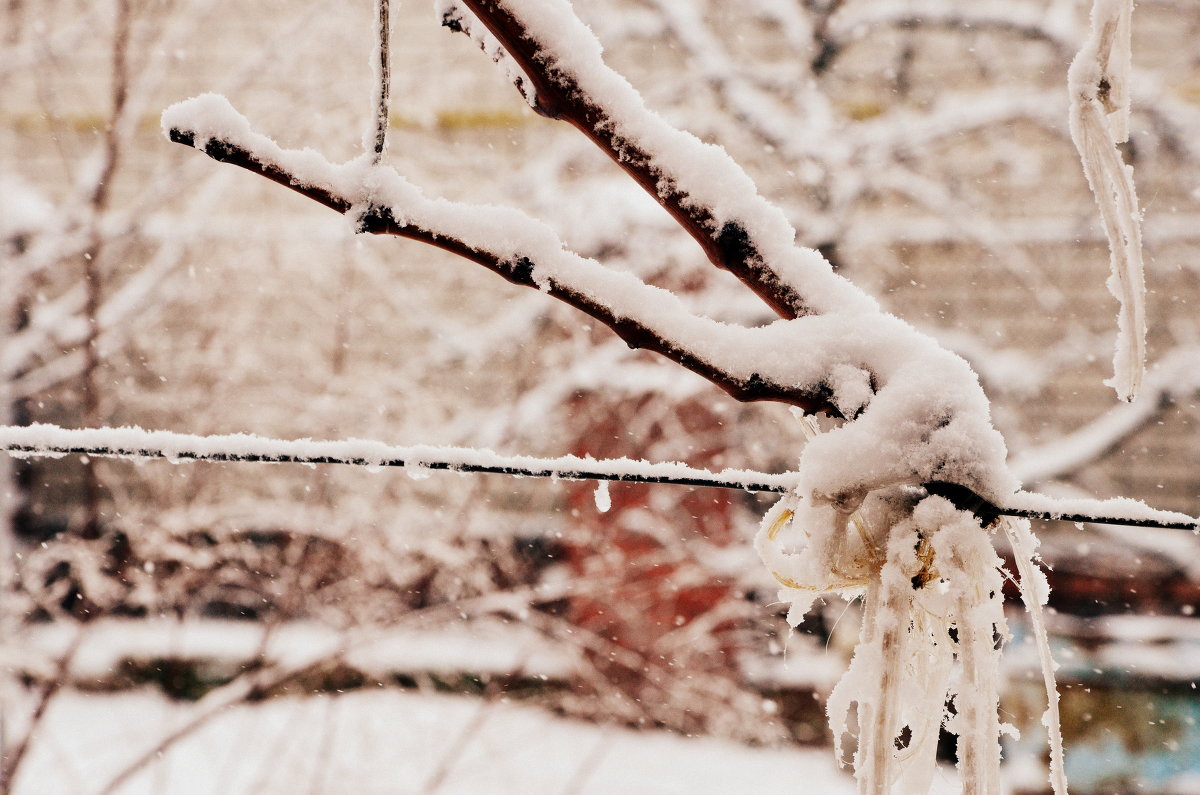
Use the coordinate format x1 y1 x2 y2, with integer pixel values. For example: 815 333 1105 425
1 424 1195 531
0 423 796 494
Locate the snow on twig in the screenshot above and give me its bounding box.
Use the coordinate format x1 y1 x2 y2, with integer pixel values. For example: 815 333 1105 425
160 82 1015 519
453 0 876 321
161 94 843 415
437 1 541 110
1069 0 1146 402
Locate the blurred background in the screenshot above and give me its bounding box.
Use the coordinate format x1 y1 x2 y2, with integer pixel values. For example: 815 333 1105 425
2 1 1199 792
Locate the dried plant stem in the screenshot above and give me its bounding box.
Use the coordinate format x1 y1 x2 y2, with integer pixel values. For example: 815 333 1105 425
1068 0 1145 402
1002 518 1067 795
371 0 390 163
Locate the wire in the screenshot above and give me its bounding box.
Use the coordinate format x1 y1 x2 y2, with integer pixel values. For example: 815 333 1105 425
2 436 1195 532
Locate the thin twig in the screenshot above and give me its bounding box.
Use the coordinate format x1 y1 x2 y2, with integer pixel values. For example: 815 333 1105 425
0 627 85 794
371 0 390 163
420 650 531 793
80 0 134 540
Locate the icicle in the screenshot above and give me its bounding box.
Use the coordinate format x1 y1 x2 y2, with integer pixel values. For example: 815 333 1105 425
777 490 1016 794
593 479 611 512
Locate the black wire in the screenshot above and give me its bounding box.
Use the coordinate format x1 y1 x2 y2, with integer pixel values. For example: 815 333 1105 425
3 443 1196 532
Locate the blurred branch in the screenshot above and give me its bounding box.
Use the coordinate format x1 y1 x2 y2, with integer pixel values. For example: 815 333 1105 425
1010 345 1200 484
0 627 84 794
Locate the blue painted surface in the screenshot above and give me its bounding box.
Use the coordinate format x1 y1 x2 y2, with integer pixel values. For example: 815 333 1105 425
1003 614 1200 792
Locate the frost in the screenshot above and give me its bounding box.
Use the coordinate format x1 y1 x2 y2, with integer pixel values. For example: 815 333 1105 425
764 489 1017 792
1068 0 1146 402
1002 518 1067 794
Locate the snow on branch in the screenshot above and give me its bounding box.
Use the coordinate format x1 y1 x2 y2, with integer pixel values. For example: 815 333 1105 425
369 0 391 163
161 75 1018 521
1069 0 1147 402
162 100 838 413
449 0 879 322
157 4 1195 787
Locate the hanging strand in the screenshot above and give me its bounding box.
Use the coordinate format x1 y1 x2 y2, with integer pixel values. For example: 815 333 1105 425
371 0 391 163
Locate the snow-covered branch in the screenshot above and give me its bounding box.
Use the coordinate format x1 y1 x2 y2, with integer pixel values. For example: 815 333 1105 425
152 2 1200 789
164 108 835 413
370 0 391 164
447 0 879 321
162 66 1017 523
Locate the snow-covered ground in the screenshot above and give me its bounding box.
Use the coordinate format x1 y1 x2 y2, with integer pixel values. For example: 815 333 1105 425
12 689 872 795
3 617 980 794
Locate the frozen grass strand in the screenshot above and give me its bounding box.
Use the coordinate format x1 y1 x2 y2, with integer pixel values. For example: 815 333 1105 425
1068 0 1146 402
1001 517 1068 795
766 489 1014 793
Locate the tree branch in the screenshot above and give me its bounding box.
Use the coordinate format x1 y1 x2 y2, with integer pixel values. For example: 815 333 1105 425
165 123 835 413
448 0 826 320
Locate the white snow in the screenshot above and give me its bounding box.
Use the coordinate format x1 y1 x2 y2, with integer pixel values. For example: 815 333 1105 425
1067 0 1146 402
12 689 859 794
160 92 1020 514
0 422 799 492
16 617 574 683
1004 490 1196 530
593 479 611 512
